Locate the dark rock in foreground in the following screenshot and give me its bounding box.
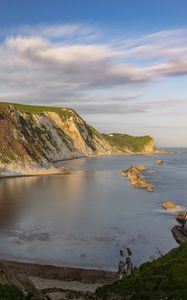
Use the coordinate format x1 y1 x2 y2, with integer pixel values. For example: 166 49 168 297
172 224 187 244
176 212 187 225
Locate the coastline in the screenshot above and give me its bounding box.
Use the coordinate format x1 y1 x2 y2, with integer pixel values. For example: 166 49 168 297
0 150 176 179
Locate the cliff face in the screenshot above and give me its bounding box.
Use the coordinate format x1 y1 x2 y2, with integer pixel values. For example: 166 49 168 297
0 103 156 172
141 138 155 154
0 103 118 170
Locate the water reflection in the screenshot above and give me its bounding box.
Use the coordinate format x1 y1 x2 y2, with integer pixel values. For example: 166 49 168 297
0 177 39 228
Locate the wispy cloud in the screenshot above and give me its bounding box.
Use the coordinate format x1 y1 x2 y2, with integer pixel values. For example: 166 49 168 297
0 23 187 115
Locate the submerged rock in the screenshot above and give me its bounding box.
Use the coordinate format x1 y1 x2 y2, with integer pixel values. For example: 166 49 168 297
156 159 164 165
121 165 154 192
162 201 180 211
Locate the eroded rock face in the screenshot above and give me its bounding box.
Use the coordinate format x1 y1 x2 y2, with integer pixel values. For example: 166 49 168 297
162 202 180 211
122 165 155 192
0 104 119 173
142 139 155 154
183 221 187 235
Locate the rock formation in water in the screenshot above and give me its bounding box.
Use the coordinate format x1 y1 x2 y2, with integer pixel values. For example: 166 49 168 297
0 103 157 174
121 165 155 192
162 202 180 211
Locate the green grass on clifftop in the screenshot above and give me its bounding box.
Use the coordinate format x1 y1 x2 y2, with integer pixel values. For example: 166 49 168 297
0 102 80 119
102 133 152 152
96 242 187 300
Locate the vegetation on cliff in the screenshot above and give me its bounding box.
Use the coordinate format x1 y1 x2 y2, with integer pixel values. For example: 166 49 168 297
0 284 22 300
102 133 154 153
96 242 187 299
0 102 78 119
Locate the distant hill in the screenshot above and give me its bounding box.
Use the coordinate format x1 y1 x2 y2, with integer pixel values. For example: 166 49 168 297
102 133 155 153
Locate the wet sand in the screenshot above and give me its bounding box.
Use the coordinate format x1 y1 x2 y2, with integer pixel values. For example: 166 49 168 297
30 276 101 292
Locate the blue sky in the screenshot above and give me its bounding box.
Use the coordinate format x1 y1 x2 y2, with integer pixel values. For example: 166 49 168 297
0 0 187 29
0 0 187 146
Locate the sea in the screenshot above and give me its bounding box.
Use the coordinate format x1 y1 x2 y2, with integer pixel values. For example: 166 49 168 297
0 149 186 271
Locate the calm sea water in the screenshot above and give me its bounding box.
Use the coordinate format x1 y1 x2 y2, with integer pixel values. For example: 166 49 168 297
0 149 186 271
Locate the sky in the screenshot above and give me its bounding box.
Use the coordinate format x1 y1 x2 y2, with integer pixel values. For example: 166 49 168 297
0 0 187 147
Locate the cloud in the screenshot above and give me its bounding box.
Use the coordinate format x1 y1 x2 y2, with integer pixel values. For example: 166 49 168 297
149 59 187 77
0 24 187 115
0 23 101 43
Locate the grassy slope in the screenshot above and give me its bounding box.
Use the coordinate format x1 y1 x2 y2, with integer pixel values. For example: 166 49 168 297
102 133 153 153
0 102 81 120
0 102 69 113
96 242 187 300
